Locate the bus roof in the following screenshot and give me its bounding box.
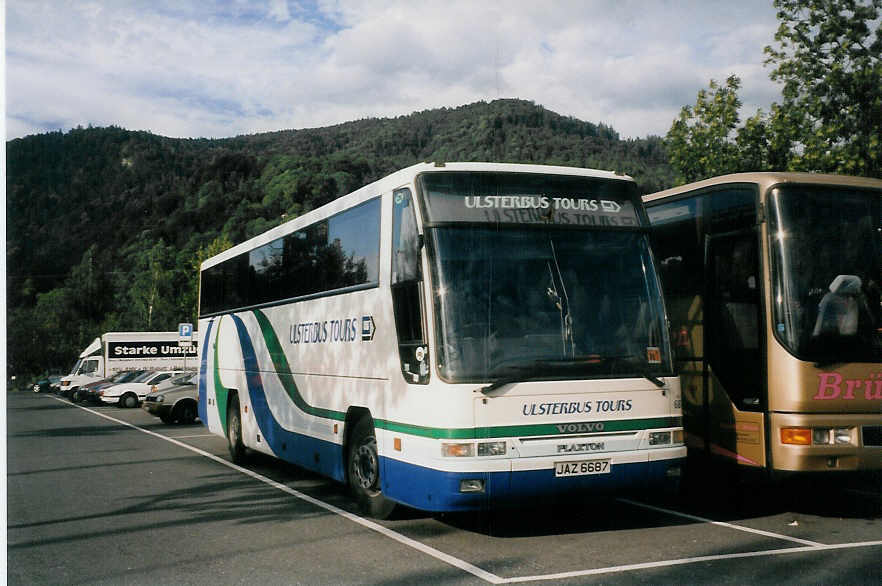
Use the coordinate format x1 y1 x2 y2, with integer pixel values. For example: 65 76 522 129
643 171 882 205
201 161 634 271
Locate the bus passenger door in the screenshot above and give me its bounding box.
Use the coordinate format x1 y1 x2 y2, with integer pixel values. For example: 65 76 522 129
704 229 766 468
391 188 429 384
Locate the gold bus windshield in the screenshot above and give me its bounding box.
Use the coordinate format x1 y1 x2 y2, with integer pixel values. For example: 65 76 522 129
769 185 882 363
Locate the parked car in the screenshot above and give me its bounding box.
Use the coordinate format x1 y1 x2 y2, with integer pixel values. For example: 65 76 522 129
76 370 146 404
143 373 199 424
32 375 62 393
98 370 190 408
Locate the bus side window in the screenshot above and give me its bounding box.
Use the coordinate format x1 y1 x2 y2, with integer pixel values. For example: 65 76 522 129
392 188 429 384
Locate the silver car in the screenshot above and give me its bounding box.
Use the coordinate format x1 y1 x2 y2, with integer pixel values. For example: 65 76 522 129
142 373 199 424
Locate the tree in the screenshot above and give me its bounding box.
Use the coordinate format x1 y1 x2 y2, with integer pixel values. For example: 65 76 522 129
665 76 753 183
667 0 882 182
765 0 882 176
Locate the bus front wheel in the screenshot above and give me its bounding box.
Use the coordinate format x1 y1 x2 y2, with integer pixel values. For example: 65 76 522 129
347 417 396 519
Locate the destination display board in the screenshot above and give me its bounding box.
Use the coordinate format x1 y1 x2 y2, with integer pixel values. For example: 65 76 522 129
419 171 641 227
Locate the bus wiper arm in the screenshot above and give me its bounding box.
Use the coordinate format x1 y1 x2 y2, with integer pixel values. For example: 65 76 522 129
643 371 666 389
479 358 666 394
479 359 605 395
479 365 546 395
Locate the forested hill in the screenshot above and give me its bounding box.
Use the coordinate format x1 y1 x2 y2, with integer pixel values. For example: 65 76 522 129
6 98 674 377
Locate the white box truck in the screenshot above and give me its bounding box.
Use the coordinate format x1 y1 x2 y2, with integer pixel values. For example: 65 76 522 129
59 332 198 396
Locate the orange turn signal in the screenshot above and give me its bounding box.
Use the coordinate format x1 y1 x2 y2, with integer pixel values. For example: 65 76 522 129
780 427 811 445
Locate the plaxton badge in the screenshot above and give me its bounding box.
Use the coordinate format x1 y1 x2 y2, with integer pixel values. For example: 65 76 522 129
557 442 605 453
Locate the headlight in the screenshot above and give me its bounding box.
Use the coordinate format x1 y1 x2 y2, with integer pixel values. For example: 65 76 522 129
441 443 474 457
155 395 165 403
812 428 831 445
477 441 506 456
442 441 507 457
812 427 854 445
649 431 672 446
782 426 854 446
833 428 852 444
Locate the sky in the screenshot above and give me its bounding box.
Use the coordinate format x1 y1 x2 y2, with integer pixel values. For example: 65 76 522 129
5 0 784 141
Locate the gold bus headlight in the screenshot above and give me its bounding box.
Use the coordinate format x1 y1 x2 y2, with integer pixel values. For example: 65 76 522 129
833 428 852 445
812 428 831 445
782 426 854 446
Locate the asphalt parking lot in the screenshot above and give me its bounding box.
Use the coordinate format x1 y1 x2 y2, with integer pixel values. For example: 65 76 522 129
7 391 882 585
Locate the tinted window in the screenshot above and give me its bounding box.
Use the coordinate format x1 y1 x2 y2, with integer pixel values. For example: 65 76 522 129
201 198 381 315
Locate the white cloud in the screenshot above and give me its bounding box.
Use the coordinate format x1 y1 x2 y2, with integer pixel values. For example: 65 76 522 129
6 0 782 140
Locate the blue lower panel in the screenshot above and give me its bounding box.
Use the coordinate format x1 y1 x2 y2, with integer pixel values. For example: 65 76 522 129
271 430 346 483
382 457 683 512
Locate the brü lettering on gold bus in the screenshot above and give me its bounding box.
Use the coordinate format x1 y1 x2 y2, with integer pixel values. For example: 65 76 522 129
814 372 882 400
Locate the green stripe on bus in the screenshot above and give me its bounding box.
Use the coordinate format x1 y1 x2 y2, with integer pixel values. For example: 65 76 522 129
250 309 680 440
374 416 682 439
213 316 229 435
253 309 346 422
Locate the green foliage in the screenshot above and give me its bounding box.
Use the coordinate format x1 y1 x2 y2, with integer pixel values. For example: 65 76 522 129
667 0 882 183
665 76 749 183
765 0 882 176
5 99 676 378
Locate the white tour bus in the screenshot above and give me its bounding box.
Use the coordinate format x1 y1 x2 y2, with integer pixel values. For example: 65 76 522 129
198 162 685 517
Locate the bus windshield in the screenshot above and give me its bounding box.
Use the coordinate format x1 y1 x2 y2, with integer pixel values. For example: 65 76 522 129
429 226 671 382
769 185 882 363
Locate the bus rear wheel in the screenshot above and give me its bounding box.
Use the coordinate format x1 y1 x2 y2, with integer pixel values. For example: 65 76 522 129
347 417 396 519
227 395 248 464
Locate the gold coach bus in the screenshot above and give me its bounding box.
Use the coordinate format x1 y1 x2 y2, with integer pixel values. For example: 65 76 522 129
643 172 882 478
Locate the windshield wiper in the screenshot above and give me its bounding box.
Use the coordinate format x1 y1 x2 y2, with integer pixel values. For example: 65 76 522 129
479 364 547 394
479 356 666 394
642 370 666 388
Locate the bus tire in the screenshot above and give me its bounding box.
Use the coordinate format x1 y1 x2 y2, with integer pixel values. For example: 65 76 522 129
347 417 396 519
227 395 248 464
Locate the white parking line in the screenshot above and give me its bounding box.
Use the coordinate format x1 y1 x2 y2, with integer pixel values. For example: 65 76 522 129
617 497 824 546
53 397 505 584
52 396 881 584
502 540 882 583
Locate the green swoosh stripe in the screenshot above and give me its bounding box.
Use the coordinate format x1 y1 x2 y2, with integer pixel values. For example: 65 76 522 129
212 316 230 435
250 309 680 440
253 309 345 422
